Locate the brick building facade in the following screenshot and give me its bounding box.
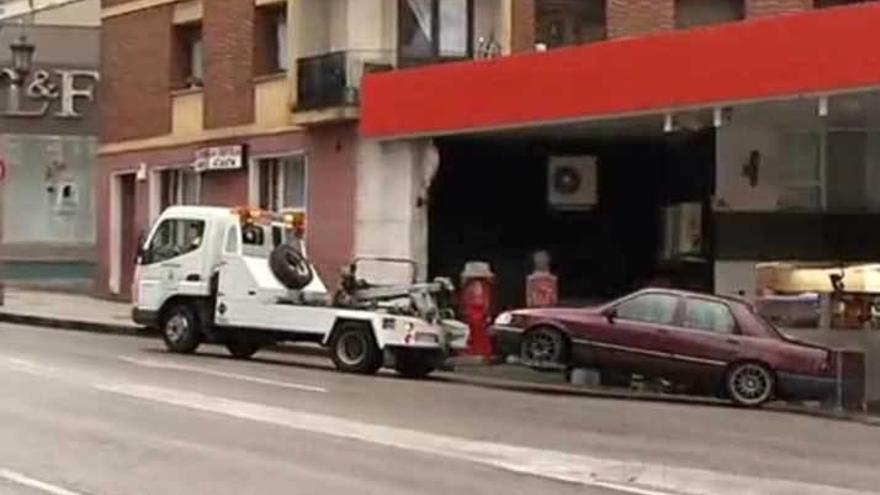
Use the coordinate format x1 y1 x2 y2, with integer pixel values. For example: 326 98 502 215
98 0 875 300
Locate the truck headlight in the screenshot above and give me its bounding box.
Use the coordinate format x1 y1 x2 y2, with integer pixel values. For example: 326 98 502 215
494 312 513 326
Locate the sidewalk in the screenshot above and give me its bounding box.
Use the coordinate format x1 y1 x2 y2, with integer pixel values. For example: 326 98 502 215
0 288 145 335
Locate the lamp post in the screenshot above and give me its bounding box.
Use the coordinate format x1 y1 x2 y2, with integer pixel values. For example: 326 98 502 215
0 28 36 306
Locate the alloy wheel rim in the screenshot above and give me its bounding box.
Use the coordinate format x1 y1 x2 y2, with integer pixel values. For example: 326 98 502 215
526 332 557 362
731 364 772 404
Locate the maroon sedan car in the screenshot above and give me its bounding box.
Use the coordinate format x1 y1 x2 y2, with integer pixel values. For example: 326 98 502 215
489 289 836 406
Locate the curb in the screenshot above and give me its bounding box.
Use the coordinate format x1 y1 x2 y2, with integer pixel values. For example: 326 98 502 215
438 369 880 427
0 311 154 338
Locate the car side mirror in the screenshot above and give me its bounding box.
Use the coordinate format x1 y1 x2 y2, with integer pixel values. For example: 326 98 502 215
605 308 618 324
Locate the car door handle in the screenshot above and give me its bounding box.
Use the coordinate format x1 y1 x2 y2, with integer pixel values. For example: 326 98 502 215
161 263 181 268
725 338 740 345
656 328 669 335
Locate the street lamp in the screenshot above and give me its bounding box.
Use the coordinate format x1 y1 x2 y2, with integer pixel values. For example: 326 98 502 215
0 31 35 306
10 34 35 81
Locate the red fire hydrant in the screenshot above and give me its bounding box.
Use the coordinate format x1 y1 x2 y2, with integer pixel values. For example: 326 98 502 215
460 261 495 358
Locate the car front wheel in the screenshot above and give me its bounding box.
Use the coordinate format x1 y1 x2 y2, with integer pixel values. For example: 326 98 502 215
520 327 566 368
725 362 775 407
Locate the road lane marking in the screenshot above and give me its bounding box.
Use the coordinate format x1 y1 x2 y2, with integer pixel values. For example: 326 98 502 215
98 382 871 495
1 355 872 495
0 469 84 495
118 356 327 393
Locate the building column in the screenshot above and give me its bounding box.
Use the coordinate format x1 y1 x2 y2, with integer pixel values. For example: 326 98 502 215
354 138 437 282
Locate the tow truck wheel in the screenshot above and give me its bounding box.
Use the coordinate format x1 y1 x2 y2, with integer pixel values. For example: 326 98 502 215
161 304 202 354
225 339 260 359
394 358 434 379
329 324 382 374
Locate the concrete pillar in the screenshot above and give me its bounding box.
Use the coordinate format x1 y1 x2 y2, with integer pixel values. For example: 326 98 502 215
354 138 436 283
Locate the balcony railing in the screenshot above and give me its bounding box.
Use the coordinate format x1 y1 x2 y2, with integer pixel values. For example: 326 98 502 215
296 50 394 112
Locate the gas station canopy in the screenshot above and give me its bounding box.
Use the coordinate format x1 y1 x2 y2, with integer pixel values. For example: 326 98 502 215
362 3 880 140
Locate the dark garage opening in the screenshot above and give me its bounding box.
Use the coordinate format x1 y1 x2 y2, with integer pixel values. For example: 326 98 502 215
428 131 716 310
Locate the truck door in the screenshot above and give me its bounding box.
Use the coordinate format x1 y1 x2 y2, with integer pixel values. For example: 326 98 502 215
137 217 209 310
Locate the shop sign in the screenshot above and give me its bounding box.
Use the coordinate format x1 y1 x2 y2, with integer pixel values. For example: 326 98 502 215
194 145 245 172
0 68 99 119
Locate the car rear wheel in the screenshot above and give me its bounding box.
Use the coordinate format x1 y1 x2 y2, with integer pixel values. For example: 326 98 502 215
520 327 566 367
725 362 775 407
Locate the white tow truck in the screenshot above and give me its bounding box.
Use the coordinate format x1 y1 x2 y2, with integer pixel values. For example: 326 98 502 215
132 206 468 378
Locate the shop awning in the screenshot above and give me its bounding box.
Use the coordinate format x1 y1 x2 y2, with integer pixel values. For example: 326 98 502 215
361 4 880 140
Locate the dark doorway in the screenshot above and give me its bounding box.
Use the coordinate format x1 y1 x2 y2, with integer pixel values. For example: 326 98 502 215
119 174 137 299
428 131 715 310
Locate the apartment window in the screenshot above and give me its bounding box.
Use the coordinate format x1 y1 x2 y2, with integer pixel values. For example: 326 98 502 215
255 5 288 76
535 0 606 49
816 0 872 7
675 0 744 29
160 168 200 211
257 156 306 212
398 0 473 66
172 23 203 89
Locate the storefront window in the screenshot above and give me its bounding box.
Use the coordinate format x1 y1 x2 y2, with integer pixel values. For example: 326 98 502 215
777 132 823 211
773 130 880 213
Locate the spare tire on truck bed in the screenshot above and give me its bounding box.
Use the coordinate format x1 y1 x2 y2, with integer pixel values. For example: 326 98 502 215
269 244 314 289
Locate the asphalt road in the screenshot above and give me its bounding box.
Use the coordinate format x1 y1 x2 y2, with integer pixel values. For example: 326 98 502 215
0 324 878 495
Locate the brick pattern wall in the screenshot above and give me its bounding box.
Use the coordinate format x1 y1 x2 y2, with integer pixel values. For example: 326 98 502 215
100 6 173 143
511 0 536 52
607 0 675 38
746 0 813 17
203 0 256 129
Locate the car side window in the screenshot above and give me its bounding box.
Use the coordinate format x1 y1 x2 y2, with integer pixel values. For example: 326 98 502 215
616 294 679 325
683 299 737 334
145 219 205 264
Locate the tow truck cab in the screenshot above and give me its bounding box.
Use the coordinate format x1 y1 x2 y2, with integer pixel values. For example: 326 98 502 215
132 206 468 378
